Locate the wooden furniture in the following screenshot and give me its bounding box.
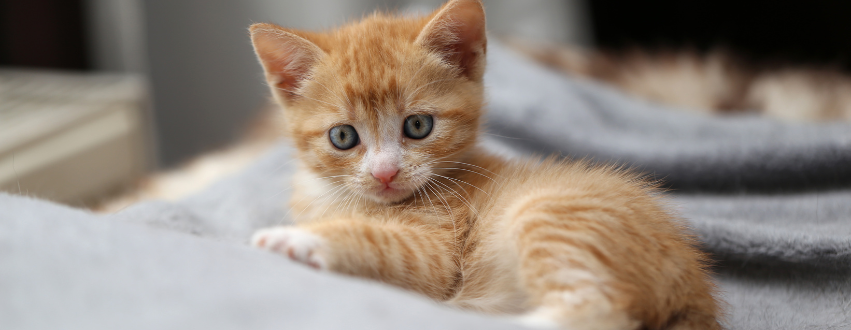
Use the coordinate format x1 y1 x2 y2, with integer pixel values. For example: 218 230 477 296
0 69 153 206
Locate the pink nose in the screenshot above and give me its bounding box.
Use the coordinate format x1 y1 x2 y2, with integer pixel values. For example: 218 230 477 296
372 167 398 184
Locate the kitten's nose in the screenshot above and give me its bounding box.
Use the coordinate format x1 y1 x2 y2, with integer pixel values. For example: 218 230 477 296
372 166 398 184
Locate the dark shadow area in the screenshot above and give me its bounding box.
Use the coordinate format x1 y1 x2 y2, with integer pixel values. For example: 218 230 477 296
0 0 89 70
590 1 851 70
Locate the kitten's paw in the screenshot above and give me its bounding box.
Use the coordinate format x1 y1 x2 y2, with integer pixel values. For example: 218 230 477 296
251 227 328 270
516 288 641 330
512 312 561 329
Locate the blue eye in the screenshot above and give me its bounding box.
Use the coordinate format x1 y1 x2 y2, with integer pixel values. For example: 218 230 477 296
329 125 359 150
403 114 433 139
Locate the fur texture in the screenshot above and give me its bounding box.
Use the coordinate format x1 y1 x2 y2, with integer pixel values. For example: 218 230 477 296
249 1 721 329
509 39 851 122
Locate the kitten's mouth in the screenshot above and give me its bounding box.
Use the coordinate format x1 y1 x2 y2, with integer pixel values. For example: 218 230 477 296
376 183 402 194
370 183 412 202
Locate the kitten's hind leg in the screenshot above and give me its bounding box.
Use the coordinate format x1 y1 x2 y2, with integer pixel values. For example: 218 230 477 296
505 191 720 330
507 198 640 330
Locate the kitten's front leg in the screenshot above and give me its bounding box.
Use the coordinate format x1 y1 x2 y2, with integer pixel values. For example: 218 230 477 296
252 219 460 300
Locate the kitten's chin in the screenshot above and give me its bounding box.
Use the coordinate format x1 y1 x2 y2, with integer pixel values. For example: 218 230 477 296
367 186 414 204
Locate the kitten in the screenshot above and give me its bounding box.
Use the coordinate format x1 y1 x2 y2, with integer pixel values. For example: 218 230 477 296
249 1 722 329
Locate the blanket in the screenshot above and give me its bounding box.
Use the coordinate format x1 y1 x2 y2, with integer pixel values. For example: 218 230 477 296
2 42 849 330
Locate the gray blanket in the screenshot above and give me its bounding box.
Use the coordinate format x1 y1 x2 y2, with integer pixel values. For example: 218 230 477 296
2 43 850 330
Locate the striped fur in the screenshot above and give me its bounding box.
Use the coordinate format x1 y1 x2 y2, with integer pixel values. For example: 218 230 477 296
249 1 722 329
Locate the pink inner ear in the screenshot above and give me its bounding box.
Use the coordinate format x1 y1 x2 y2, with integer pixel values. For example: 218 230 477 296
445 21 485 78
269 52 311 94
417 0 487 79
250 25 323 95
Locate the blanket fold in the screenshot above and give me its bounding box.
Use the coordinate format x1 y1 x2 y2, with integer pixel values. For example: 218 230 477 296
484 44 851 192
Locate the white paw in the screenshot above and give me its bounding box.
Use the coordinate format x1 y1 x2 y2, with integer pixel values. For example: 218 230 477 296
251 227 328 270
512 308 562 329
514 301 639 330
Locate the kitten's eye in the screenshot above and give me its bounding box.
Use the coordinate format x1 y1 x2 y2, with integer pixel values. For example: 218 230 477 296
403 114 433 139
329 125 359 150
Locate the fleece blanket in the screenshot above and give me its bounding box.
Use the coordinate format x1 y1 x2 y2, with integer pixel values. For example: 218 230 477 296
2 42 850 330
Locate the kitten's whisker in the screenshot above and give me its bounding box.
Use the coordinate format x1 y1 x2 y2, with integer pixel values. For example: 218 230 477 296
352 191 364 215
275 174 350 204
418 184 448 260
432 167 498 182
267 157 298 178
313 174 352 180
304 183 348 216
422 182 450 227
280 179 346 223
414 187 426 211
411 185 419 207
424 181 463 263
257 157 300 189
319 184 351 219
348 192 363 213
419 183 441 225
340 187 361 214
289 182 348 222
431 178 479 216
417 150 470 168
431 173 490 196
423 182 454 222
264 186 295 202
278 175 350 205
333 193 350 215
426 181 453 218
338 187 359 214
429 182 469 271
432 161 501 177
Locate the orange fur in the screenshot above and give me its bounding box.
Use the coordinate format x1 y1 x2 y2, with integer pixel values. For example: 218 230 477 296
249 1 722 329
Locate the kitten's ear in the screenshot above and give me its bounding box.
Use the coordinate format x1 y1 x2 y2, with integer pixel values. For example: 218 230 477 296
250 23 325 103
416 0 487 81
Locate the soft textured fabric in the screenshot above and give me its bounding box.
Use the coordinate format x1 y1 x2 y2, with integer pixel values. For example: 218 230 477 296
2 42 849 330
0 193 521 330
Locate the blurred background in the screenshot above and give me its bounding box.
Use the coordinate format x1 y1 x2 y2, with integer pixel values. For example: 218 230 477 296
2 0 850 206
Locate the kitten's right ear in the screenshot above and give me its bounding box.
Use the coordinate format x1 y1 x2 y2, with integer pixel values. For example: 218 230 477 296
416 0 486 81
250 23 325 103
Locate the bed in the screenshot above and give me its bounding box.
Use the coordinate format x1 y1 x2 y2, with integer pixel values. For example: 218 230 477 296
2 42 850 330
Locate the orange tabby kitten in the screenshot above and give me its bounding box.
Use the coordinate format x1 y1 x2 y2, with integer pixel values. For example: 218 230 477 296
249 1 721 329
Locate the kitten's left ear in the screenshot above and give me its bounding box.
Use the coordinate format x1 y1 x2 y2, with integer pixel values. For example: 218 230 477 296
416 0 487 81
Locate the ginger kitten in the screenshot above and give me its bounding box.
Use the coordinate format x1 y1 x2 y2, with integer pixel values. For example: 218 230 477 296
249 1 722 329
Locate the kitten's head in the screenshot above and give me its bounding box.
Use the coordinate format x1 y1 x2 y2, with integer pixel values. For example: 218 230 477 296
251 0 486 204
